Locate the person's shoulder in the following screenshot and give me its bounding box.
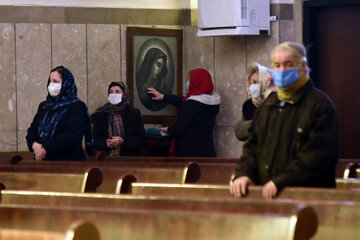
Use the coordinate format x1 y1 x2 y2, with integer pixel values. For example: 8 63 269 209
126 106 142 116
243 98 253 107
68 100 89 114
303 84 337 114
38 101 47 109
307 84 335 105
70 100 86 108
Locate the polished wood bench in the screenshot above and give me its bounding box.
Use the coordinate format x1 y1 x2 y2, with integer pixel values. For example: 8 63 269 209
0 220 99 240
0 167 102 192
129 183 360 201
0 202 316 240
15 160 231 185
0 151 34 164
336 178 360 189
127 183 360 240
8 161 201 193
99 164 200 193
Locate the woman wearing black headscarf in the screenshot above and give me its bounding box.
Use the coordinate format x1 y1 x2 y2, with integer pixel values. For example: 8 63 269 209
26 66 95 161
91 82 145 156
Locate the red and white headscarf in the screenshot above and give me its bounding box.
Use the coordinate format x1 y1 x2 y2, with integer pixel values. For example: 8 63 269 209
183 68 214 101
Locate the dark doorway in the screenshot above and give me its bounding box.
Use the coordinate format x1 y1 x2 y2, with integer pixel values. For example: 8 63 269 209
304 0 360 158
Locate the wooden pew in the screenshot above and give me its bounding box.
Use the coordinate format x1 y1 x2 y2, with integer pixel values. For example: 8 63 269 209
127 183 360 240
99 164 200 193
336 178 360 189
0 167 102 192
0 220 99 240
0 151 34 165
0 202 315 240
130 183 360 201
8 161 201 193
16 160 229 185
336 159 360 178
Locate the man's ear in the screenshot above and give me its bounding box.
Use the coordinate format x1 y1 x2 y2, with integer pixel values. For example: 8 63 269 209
299 61 308 75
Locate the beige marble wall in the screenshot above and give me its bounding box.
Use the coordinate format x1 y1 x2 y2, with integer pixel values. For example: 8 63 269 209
0 23 16 151
212 36 246 158
247 22 280 67
87 24 121 114
52 24 87 103
16 23 51 151
0 3 298 155
183 26 214 78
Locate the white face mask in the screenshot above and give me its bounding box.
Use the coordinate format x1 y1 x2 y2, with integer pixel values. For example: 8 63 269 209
249 84 261 99
108 93 123 105
48 82 62 97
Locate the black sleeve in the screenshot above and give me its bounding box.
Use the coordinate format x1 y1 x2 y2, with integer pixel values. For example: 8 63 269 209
122 108 146 150
26 102 46 152
41 102 88 156
167 101 197 137
92 113 111 152
233 118 259 182
242 99 257 121
163 94 184 107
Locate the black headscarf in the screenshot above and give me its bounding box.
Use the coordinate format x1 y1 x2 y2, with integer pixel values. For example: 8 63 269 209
93 81 131 115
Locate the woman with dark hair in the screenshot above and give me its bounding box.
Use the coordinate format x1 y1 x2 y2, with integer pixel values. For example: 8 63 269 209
148 68 221 157
136 48 170 111
26 66 95 161
91 81 145 156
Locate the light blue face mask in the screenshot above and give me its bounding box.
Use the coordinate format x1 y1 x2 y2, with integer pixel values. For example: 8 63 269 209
271 68 299 89
185 81 189 94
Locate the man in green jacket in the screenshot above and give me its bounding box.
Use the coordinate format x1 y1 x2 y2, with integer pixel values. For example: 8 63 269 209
230 42 339 199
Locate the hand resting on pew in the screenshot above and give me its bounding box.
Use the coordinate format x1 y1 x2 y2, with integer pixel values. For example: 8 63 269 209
230 176 280 200
230 176 253 198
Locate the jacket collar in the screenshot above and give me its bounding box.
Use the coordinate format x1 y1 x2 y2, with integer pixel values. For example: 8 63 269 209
266 81 313 106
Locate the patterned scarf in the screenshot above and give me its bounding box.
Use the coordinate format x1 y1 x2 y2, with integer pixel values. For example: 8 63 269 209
276 75 309 101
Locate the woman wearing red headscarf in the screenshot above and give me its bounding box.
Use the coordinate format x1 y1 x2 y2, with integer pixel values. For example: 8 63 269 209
148 68 221 157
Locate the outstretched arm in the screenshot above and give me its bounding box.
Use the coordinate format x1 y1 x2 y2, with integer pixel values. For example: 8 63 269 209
147 87 164 101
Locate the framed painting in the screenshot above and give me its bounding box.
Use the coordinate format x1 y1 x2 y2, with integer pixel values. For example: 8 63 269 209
126 27 183 123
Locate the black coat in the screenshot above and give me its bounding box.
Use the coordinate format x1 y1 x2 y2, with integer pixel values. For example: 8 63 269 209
91 106 145 156
26 101 90 161
242 98 258 121
165 95 219 157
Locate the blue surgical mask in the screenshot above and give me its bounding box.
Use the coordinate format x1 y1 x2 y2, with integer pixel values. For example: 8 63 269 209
271 68 299 89
185 81 189 94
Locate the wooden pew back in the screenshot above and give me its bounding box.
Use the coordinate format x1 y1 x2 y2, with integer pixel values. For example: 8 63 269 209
0 220 99 240
130 183 360 201
0 203 315 240
0 167 102 192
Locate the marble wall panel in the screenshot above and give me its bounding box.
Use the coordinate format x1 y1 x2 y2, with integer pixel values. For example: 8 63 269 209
214 36 247 127
184 26 214 94
16 23 51 132
87 24 121 114
294 0 303 43
0 131 17 151
120 25 126 84
17 130 28 151
215 126 243 158
0 23 16 131
52 24 87 103
279 20 295 43
246 22 280 69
